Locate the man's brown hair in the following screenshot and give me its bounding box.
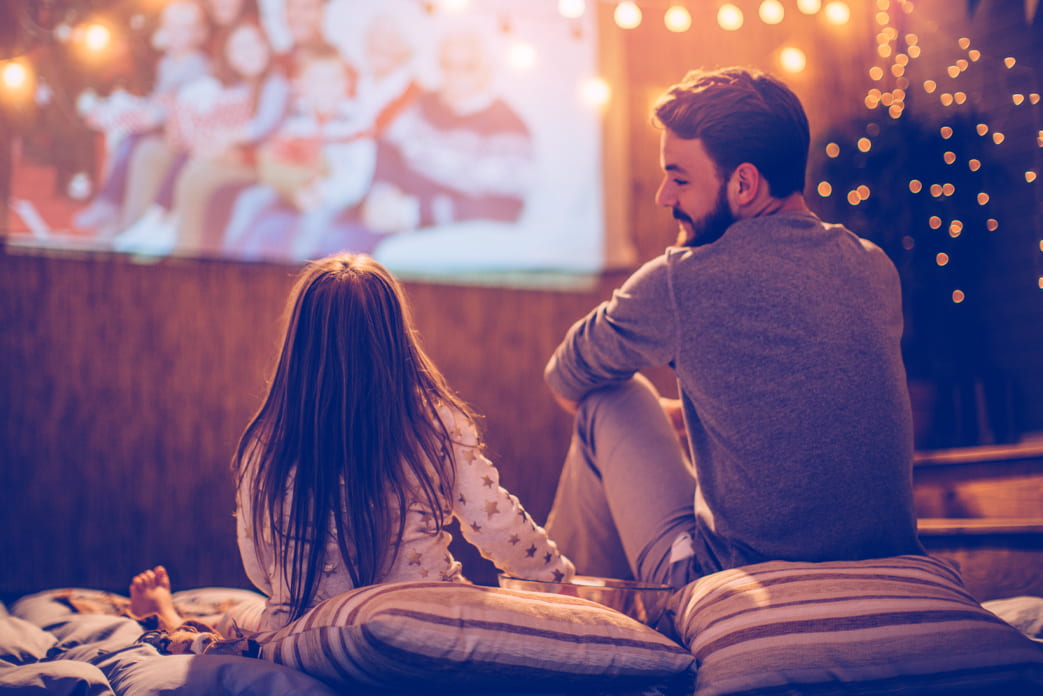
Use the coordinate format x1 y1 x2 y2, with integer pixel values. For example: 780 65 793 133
653 67 810 197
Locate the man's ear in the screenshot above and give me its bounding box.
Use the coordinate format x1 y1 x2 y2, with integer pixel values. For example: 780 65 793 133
729 163 761 207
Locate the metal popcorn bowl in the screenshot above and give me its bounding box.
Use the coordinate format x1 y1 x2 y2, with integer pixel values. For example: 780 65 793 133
497 574 674 627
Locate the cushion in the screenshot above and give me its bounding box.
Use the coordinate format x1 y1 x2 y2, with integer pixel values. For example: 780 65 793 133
255 581 695 690
673 554 1043 696
0 615 58 666
0 661 113 695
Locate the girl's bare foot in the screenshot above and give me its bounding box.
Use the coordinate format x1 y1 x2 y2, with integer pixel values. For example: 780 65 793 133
130 565 183 630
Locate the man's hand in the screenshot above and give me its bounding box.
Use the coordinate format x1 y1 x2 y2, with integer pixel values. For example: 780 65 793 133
659 397 686 441
551 391 579 415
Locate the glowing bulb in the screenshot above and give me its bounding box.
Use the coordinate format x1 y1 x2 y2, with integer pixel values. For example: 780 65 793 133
986 219 999 231
929 216 942 228
823 1 851 25
923 80 937 93
908 45 921 58
869 66 884 81
1013 94 1026 105
797 0 822 14
857 137 871 152
1027 171 1039 183
905 33 918 45
717 4 744 31
1 61 29 89
993 132 1005 145
929 184 942 197
825 142 840 158
82 23 112 53
664 5 692 32
936 253 949 266
856 184 870 200
1004 57 1016 68
976 123 989 135
977 192 990 205
614 1 642 29
952 289 965 304
940 93 954 106
947 65 960 78
940 126 953 139
943 151 956 164
759 0 785 25
558 0 585 19
779 47 806 73
968 159 981 171
580 77 611 107
968 49 981 61
847 190 861 205
954 91 967 104
909 179 922 193
817 181 833 197
958 37 971 50
1031 94 1040 104
508 41 537 71
949 220 963 237
942 183 955 196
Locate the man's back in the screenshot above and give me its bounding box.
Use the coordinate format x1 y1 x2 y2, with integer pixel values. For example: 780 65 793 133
547 210 925 572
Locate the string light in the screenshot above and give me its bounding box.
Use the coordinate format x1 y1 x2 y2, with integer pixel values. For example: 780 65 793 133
817 181 833 196
823 1 851 25
1 60 30 90
952 289 965 303
779 46 807 73
557 0 585 19
717 3 744 31
579 76 611 107
759 0 785 25
508 40 537 71
614 1 642 29
797 0 822 14
936 252 950 266
909 179 923 193
663 5 691 33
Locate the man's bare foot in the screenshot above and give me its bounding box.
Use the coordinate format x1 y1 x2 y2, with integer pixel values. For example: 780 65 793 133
130 565 183 630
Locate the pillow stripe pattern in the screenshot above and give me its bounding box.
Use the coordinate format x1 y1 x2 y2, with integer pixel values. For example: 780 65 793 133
255 581 694 690
674 554 1043 696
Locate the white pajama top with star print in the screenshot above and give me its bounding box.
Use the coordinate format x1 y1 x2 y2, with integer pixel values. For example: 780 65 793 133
236 406 575 631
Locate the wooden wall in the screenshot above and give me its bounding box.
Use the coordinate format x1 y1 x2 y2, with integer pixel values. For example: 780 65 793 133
0 248 638 595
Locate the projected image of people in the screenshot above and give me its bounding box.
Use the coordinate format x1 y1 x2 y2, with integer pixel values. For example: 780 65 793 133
5 0 608 276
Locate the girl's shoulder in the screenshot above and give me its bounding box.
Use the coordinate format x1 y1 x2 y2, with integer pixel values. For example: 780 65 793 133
434 402 478 447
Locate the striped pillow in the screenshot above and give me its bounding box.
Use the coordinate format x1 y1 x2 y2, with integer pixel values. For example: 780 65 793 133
674 554 1043 695
254 581 695 690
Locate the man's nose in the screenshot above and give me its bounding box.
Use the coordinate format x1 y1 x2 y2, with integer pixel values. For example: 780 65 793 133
655 182 673 207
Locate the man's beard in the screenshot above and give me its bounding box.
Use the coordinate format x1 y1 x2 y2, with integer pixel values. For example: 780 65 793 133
674 182 735 247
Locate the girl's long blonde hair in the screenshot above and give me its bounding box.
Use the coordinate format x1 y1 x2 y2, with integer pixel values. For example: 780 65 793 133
233 253 471 620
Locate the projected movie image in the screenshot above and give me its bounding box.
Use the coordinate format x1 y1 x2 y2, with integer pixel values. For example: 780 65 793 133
4 0 611 275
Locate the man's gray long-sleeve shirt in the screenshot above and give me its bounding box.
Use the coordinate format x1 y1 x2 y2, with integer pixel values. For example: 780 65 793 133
546 211 925 571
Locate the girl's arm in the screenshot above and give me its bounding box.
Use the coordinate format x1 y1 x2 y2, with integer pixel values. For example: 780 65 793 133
235 471 274 597
448 417 575 583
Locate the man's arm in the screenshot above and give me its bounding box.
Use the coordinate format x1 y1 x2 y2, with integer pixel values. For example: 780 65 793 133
544 256 676 407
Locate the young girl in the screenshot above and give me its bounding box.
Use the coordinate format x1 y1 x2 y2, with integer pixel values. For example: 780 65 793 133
234 253 574 630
